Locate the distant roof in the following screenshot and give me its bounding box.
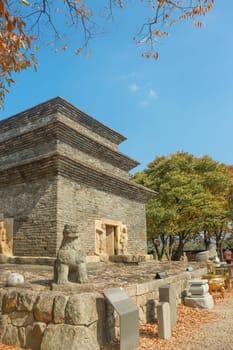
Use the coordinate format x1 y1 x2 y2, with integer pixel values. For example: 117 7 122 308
0 96 127 145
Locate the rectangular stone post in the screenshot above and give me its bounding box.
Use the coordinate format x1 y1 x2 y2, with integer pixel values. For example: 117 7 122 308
159 284 177 326
103 287 139 350
157 302 171 339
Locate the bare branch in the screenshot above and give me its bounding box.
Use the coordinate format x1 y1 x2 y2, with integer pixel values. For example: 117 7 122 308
0 0 215 107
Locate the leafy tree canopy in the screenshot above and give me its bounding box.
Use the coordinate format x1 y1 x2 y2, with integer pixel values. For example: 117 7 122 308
0 0 214 107
133 152 233 260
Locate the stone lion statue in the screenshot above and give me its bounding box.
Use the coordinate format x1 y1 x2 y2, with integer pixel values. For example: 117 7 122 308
54 224 88 284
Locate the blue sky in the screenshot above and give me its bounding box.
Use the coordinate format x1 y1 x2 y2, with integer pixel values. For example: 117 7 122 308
1 1 233 173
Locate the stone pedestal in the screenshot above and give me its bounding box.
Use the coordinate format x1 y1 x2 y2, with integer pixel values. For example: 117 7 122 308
189 280 209 295
184 279 214 309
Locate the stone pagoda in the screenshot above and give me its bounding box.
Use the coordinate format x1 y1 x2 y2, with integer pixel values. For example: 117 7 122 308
0 97 155 259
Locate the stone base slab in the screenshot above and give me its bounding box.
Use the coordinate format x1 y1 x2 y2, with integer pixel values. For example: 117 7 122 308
109 255 146 264
184 294 214 309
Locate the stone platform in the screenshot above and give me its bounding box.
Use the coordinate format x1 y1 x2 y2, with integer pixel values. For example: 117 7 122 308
0 260 206 292
0 259 207 349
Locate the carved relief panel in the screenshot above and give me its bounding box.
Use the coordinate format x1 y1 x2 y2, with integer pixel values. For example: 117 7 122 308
0 219 13 256
95 219 128 256
95 220 106 255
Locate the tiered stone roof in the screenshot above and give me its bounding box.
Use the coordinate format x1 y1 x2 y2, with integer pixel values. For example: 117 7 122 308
0 97 156 202
0 120 139 172
0 96 126 145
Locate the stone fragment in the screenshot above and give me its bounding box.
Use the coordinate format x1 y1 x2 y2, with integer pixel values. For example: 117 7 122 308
40 324 99 350
26 322 47 350
53 294 68 324
6 273 24 286
65 293 98 326
34 293 55 323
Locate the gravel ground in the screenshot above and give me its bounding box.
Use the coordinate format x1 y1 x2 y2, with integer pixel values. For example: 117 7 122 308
179 296 233 350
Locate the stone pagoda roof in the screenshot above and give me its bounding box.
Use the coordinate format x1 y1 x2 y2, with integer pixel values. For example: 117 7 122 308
0 97 156 202
0 96 126 145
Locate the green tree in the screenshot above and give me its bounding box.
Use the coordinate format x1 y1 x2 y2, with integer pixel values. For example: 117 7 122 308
197 159 233 259
0 0 214 107
133 152 233 260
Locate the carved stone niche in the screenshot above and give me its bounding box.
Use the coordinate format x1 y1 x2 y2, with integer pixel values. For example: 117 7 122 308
94 219 128 257
95 220 106 256
117 224 128 255
0 219 13 256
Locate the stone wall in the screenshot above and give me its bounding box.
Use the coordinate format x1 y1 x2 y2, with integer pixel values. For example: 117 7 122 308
57 176 147 255
0 289 102 350
0 178 58 257
0 172 148 257
0 168 151 257
0 268 206 350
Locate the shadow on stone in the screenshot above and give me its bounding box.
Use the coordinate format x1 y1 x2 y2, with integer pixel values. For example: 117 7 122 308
146 299 157 323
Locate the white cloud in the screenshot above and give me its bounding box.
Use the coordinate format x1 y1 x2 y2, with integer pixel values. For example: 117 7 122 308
140 89 158 107
129 84 140 92
148 89 157 99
